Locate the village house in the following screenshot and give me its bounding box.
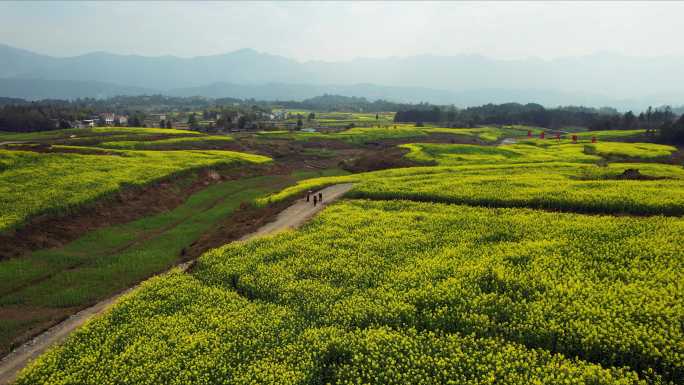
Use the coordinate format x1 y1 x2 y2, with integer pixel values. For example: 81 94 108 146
101 113 116 125
79 119 96 128
97 113 129 126
273 110 288 120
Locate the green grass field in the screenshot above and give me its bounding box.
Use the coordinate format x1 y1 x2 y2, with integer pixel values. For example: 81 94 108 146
0 148 270 233
16 199 682 384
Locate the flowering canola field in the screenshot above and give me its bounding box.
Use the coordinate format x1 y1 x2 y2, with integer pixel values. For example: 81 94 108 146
16 200 683 384
258 142 684 216
0 149 270 232
14 139 684 384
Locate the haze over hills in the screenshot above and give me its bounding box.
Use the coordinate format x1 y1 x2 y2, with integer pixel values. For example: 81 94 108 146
1 43 683 110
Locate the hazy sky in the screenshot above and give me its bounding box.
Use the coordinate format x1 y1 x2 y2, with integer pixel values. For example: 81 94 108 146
1 1 683 61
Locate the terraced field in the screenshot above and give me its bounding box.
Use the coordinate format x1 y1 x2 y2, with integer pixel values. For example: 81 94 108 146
0 148 269 233
4 125 683 384
0 127 203 143
257 141 684 216
255 125 541 144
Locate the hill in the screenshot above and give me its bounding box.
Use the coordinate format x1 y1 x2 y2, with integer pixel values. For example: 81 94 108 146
2 44 684 109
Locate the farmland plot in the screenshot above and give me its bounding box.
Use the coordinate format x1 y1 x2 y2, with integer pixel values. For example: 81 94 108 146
16 199 682 384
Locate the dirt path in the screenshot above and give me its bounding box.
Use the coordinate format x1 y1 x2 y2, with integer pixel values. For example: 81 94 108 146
242 183 354 240
0 183 353 385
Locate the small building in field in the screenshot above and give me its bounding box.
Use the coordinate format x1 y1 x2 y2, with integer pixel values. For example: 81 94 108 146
80 119 96 128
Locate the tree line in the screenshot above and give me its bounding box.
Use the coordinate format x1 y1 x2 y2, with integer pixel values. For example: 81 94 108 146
394 103 683 143
1 96 683 144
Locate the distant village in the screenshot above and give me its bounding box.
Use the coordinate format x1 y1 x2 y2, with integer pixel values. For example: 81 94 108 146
72 109 297 132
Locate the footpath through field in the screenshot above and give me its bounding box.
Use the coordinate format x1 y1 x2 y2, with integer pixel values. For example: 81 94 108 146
0 183 354 385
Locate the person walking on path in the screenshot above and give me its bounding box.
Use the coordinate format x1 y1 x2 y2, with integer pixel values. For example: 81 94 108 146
318 192 323 203
313 195 318 207
306 190 312 202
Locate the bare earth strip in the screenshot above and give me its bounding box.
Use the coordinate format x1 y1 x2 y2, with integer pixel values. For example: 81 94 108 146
0 183 353 385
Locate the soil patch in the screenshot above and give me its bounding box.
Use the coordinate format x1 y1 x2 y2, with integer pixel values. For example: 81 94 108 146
614 168 669 181
339 146 428 173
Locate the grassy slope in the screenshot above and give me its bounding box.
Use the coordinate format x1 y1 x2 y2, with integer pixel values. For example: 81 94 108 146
16 199 681 383
0 149 270 233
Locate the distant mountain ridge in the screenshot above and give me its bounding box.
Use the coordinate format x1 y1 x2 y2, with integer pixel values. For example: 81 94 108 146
1 44 683 109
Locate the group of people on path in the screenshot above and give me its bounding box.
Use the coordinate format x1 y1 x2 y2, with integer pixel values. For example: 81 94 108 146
306 190 323 207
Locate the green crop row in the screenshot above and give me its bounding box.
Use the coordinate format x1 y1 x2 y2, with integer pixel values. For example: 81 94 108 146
17 199 682 383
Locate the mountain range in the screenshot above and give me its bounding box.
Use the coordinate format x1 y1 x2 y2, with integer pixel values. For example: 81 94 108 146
1 44 683 110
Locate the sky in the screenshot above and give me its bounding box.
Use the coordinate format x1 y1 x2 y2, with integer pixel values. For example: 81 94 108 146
1 1 683 61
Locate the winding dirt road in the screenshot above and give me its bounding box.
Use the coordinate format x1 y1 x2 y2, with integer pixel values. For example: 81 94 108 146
0 183 353 385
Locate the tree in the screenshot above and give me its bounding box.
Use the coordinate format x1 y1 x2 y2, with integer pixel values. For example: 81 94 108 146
375 113 379 120
187 113 198 129
296 118 303 130
128 115 144 127
658 114 684 144
237 116 248 130
159 119 166 128
622 111 636 130
308 112 315 121
166 120 173 129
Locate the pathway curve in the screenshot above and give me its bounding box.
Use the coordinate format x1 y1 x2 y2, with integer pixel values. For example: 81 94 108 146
242 183 354 240
0 183 354 385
